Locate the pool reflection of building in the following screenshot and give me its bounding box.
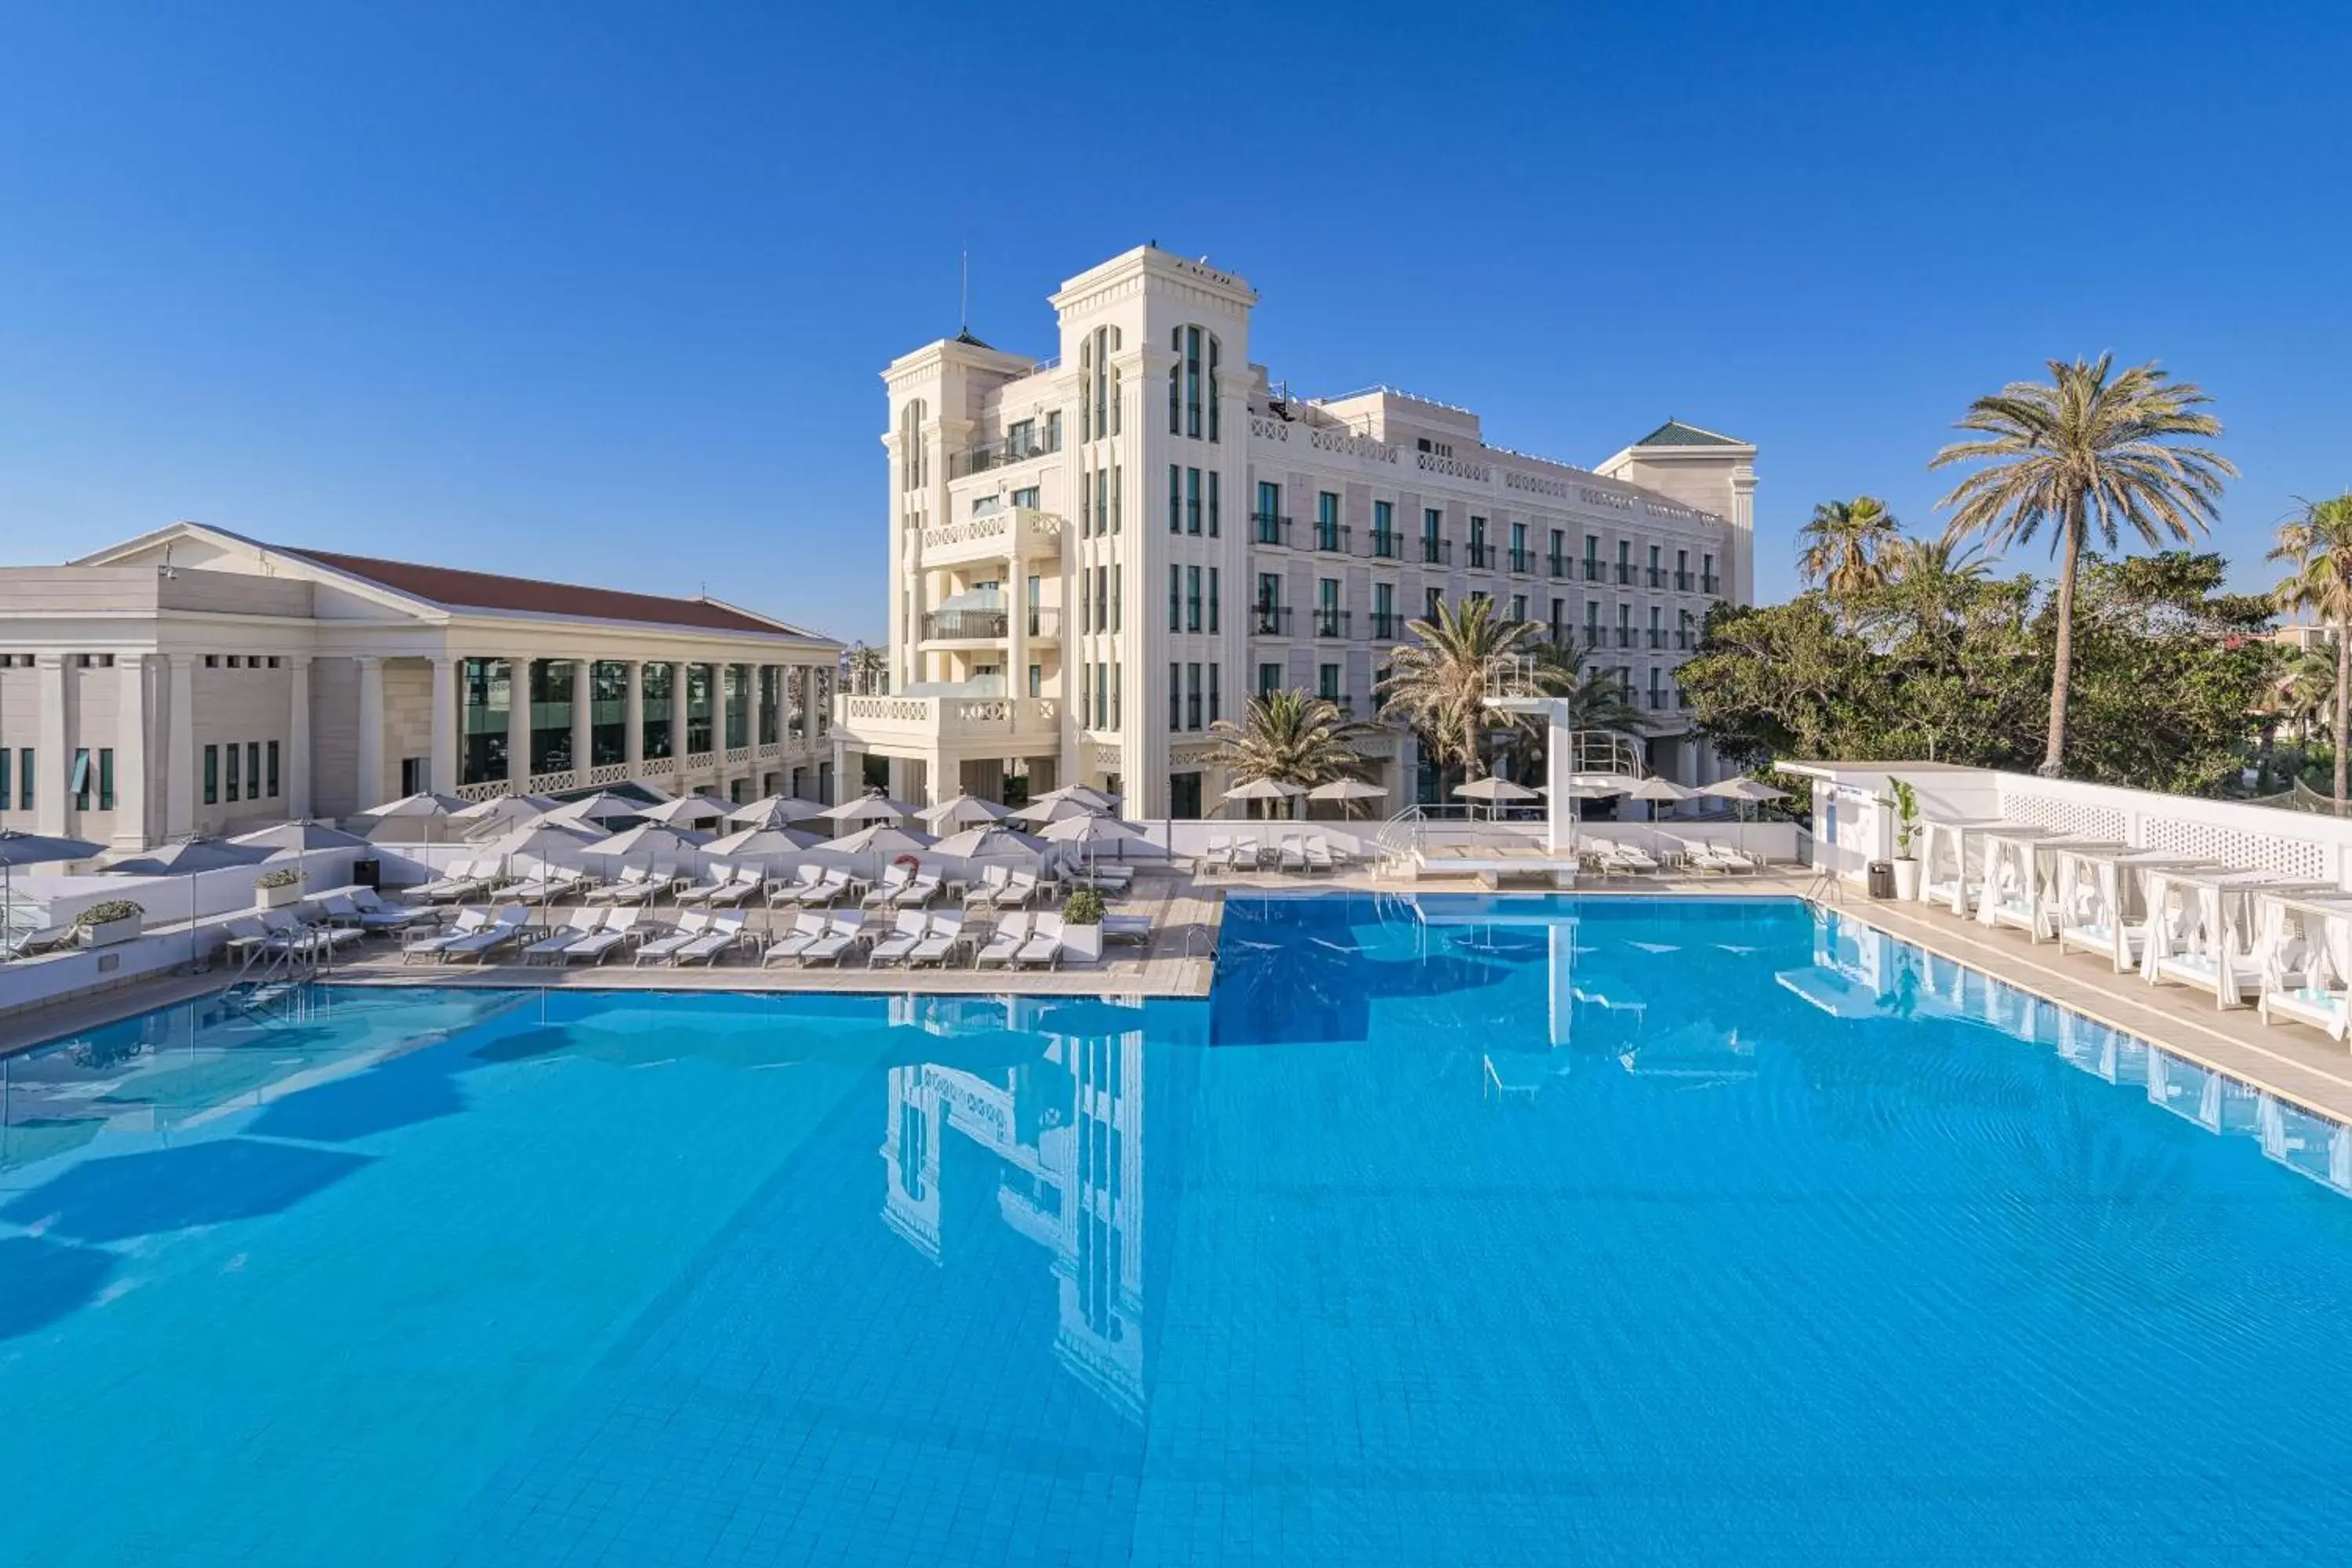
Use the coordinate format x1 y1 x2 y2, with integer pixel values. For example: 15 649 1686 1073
1795 913 2352 1197
880 994 1149 1417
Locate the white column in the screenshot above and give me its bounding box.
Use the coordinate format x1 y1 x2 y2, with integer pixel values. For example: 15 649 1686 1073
34 654 66 835
622 659 644 774
287 655 313 819
669 662 691 776
570 657 594 786
166 655 196 837
430 655 458 794
506 655 533 789
1544 700 1577 857
111 654 149 851
355 656 385 814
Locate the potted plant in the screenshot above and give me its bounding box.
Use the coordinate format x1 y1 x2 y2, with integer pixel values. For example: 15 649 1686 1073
1886 776 1922 900
74 898 145 948
254 866 304 909
1061 886 1105 963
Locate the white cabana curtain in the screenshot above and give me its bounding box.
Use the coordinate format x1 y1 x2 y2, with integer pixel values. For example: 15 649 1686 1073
2138 873 2195 979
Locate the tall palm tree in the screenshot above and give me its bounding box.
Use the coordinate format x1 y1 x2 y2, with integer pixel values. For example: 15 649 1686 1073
1377 595 1564 782
2281 645 2339 742
2270 494 2352 804
1930 354 2234 775
1203 689 1374 808
844 642 889 695
1796 496 1901 595
1883 535 1993 584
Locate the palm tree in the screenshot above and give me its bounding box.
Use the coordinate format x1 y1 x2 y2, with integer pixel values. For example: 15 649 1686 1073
1930 354 2234 775
1883 535 1993 584
1796 496 1901 595
2281 645 2338 742
1377 595 1564 782
844 642 889 696
2270 494 2352 804
1203 689 1374 811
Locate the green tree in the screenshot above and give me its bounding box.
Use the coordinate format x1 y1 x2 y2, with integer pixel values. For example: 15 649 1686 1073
2268 493 2352 804
1377 595 1563 782
1930 354 2235 775
1202 689 1374 807
1796 495 1902 596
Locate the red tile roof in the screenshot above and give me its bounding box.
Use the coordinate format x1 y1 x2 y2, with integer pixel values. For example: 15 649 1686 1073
286 548 822 639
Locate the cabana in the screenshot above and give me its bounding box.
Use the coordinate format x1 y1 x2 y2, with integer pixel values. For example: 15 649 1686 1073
2254 892 2352 1040
1913 816 2027 916
2051 848 2222 972
2140 869 2339 1008
1975 830 2123 939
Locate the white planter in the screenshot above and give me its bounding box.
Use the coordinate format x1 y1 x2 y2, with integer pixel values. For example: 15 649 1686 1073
1891 858 1921 901
256 882 303 910
1062 924 1104 963
81 916 142 949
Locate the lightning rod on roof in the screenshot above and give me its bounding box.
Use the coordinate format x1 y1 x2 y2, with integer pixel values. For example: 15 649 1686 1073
959 246 969 336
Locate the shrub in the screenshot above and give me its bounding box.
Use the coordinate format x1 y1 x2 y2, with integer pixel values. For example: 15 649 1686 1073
73 899 145 928
255 867 302 890
1062 887 1105 926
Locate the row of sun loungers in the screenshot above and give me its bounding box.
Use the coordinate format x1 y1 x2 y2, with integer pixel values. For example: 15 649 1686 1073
1204 835 1352 873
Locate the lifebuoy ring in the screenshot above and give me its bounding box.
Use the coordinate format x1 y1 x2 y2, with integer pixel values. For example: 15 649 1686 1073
892 853 922 873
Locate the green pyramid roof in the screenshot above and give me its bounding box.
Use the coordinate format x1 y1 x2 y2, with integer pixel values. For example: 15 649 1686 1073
1634 419 1745 448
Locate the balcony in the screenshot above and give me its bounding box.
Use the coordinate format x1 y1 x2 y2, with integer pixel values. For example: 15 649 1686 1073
1616 628 1635 648
1254 604 1293 636
1506 549 1534 574
918 505 1063 568
951 429 1062 478
833 692 1061 750
1421 537 1451 565
1675 571 1697 591
1615 564 1635 586
1313 524 1350 554
1646 568 1667 588
1369 612 1403 640
1647 630 1668 649
1581 559 1602 581
1675 631 1693 650
920 608 1008 641
1252 513 1294 547
1466 543 1496 569
1369 531 1403 559
1546 554 1569 578
1702 575 1723 595
1312 608 1352 639
1025 606 1063 640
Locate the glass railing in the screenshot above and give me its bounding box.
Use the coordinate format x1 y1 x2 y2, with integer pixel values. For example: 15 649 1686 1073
951 430 1062 477
920 610 1009 641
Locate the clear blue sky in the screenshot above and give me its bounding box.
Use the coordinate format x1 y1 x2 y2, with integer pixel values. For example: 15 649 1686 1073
5 2 2347 642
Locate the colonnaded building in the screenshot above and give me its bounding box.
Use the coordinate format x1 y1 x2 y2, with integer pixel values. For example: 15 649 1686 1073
0 522 843 852
833 244 1757 819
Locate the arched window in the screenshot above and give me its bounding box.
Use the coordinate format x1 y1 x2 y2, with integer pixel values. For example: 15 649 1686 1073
898 399 927 492
1169 325 1220 441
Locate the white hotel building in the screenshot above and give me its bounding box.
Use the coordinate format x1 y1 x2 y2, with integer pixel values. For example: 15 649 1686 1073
836 245 1756 818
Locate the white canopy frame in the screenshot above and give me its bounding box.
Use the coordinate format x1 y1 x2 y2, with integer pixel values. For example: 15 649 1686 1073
2140 869 2339 1008
2253 892 2352 1040
1914 816 2026 916
2051 848 2222 973
1975 830 2120 939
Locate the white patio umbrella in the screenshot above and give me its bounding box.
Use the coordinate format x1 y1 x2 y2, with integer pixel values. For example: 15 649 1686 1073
928 822 1051 872
1011 796 1105 827
1222 776 1307 821
105 837 278 968
453 793 562 838
1029 783 1118 811
920 792 1014 830
815 822 938 880
701 825 825 869
1700 775 1788 860
1454 775 1537 822
723 793 829 826
356 789 470 844
1306 778 1387 821
232 820 378 908
1628 777 1694 822
536 791 647 829
636 793 734 829
475 822 606 922
1038 811 1145 874
821 790 917 827
0 831 104 960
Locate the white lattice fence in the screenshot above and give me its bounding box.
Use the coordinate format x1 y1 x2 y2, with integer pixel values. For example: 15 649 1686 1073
1998 790 2129 841
2142 815 2333 882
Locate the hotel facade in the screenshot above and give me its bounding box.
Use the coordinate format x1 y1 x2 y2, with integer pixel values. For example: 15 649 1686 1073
0 523 842 851
836 245 1757 819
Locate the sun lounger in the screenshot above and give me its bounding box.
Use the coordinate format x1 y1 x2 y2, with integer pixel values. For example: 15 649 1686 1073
438 906 530 964
1277 838 1307 873
412 858 490 902
765 867 824 908
909 912 967 967
673 864 738 906
975 911 1030 967
672 913 749 966
1304 837 1335 873
867 910 930 967
891 872 942 909
524 908 607 964
760 912 829 965
2 922 76 960
861 864 915 908
964 865 1014 908
799 869 851 907
702 867 764 908
562 906 642 964
633 911 712 964
1101 913 1152 946
220 916 272 959
343 888 437 931
989 870 1040 909
588 866 652 904
402 907 485 963
800 913 870 967
1014 913 1065 969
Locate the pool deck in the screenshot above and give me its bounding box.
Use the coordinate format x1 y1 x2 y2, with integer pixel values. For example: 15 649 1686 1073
13 864 2352 1131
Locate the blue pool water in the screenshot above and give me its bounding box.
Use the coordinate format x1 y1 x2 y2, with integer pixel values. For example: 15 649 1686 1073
4 894 2352 1565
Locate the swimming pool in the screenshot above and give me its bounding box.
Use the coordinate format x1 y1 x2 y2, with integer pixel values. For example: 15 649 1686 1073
3 894 2350 1565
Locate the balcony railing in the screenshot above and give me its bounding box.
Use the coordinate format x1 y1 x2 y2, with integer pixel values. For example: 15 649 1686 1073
1647 630 1668 649
1581 559 1602 581
1369 612 1403 640
1254 604 1293 636
1616 628 1635 648
1615 564 1635 585
1026 606 1063 638
1506 549 1534 574
1646 568 1667 588
1369 531 1403 559
1421 537 1451 565
1312 609 1352 639
1546 553 1569 578
920 609 1009 641
1466 543 1496 569
1675 631 1693 650
836 692 1061 743
1252 513 1294 546
1702 575 1723 594
1313 524 1349 553
951 429 1062 477
1675 571 1697 591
